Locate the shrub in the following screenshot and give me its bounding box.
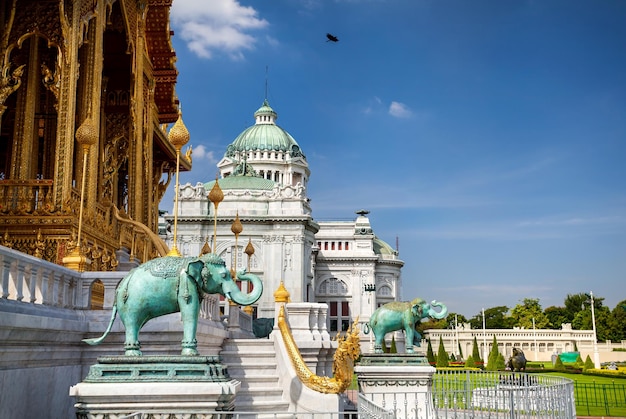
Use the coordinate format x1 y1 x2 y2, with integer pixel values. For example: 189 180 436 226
472 337 482 363
426 339 436 365
554 356 565 371
486 335 500 371
465 355 476 368
436 336 449 367
583 355 594 371
390 336 397 354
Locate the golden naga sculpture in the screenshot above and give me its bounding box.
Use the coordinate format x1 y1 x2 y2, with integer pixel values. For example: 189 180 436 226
277 305 361 394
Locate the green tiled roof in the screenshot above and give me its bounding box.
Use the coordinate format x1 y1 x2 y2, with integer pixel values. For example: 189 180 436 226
204 175 276 191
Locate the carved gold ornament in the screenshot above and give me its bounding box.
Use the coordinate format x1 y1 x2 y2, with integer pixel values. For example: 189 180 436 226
277 305 361 394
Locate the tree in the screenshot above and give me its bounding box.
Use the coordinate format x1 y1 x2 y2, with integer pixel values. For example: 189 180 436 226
564 293 588 322
510 298 549 329
544 306 570 329
471 337 482 364
458 342 464 360
572 294 611 341
436 336 449 367
426 339 435 365
465 355 476 368
469 306 512 329
583 355 594 371
486 335 500 371
605 300 626 342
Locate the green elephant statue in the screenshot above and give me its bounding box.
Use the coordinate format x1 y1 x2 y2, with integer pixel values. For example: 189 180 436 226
365 298 447 354
83 253 263 356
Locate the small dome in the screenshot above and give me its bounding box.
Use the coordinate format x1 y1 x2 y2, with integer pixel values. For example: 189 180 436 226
225 100 306 158
373 236 398 256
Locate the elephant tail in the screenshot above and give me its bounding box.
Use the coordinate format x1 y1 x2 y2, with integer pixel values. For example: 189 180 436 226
82 305 118 346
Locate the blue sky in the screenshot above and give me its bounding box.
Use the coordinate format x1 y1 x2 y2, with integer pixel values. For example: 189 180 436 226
165 0 626 319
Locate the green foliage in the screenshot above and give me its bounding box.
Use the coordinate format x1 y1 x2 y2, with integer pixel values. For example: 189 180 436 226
381 338 388 353
469 306 512 329
426 339 436 364
464 355 476 368
436 336 449 367
554 356 565 371
510 298 549 329
472 337 482 363
583 355 594 371
450 352 456 361
544 305 570 329
496 353 506 370
458 342 463 359
575 354 584 369
390 335 397 354
573 341 578 352
486 335 500 371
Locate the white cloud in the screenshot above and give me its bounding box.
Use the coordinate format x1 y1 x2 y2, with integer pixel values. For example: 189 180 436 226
170 0 268 60
192 144 217 165
388 101 413 118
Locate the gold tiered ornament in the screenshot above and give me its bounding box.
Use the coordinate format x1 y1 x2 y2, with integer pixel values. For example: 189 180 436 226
166 108 190 257
63 118 98 272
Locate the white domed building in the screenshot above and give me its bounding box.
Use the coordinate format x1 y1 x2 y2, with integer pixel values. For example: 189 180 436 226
166 100 403 330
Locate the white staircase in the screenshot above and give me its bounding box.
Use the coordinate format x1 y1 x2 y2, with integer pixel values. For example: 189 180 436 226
220 338 291 413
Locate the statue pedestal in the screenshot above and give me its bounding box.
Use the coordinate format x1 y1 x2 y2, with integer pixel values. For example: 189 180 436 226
70 356 239 418
355 354 435 419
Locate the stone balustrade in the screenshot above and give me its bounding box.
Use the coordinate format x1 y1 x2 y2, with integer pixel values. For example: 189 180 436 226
1 245 81 308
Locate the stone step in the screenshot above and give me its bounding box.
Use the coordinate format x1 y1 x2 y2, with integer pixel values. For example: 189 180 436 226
220 338 287 413
235 388 284 402
234 374 281 389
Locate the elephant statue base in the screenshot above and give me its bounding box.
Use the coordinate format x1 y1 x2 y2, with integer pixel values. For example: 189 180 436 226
364 298 447 354
83 253 263 356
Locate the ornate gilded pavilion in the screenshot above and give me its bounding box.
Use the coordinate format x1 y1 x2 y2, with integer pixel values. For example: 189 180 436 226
0 0 189 271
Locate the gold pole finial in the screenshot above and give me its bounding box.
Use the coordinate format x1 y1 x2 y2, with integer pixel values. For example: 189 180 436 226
208 177 224 251
244 238 255 272
63 118 97 272
166 108 190 257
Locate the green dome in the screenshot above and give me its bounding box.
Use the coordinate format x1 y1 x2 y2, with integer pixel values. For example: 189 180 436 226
224 100 306 159
373 236 398 256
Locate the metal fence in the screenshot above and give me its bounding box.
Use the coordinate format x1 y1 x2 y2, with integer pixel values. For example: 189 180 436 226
574 381 626 417
358 370 575 419
432 370 575 419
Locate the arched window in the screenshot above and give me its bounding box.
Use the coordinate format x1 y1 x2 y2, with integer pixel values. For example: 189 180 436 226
318 278 348 295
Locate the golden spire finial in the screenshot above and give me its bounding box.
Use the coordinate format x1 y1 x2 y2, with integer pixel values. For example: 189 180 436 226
209 177 224 251
274 281 290 303
166 107 189 257
244 238 255 272
199 238 211 256
168 108 190 150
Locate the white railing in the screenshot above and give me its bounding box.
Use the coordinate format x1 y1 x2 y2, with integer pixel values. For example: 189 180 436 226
0 245 81 308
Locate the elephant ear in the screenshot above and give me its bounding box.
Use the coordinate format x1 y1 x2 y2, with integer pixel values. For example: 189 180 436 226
184 258 205 284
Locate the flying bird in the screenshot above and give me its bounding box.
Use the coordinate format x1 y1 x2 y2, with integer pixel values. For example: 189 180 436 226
326 33 339 42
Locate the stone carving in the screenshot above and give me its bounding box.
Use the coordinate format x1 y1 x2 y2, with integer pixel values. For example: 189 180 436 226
365 298 448 353
507 347 527 371
83 254 263 356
